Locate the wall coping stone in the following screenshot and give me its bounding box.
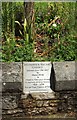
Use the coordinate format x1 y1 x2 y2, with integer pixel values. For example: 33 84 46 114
1 61 77 93
51 61 77 91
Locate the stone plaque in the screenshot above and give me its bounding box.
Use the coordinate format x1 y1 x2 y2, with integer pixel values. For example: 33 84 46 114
23 62 52 93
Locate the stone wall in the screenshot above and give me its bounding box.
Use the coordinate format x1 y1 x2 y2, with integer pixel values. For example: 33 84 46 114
2 91 77 118
1 62 77 119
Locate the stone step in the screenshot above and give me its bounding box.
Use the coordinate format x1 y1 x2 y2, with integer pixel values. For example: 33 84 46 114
2 113 77 120
2 117 76 120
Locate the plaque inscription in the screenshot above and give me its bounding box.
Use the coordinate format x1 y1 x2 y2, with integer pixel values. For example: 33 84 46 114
23 62 52 93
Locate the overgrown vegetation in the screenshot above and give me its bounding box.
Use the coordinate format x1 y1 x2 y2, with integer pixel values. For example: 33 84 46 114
34 2 77 61
1 2 77 62
2 2 33 62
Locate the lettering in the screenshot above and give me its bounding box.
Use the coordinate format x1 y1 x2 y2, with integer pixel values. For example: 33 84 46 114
23 62 52 93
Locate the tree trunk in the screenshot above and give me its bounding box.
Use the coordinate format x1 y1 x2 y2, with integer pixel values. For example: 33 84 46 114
24 2 34 42
0 2 2 38
75 1 77 31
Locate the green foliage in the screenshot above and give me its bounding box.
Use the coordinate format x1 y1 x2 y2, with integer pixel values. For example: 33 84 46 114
2 2 15 34
2 2 33 62
50 34 76 61
34 2 77 61
2 33 33 62
15 18 29 43
2 2 77 62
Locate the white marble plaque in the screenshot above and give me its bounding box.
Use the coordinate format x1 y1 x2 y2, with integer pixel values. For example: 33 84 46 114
23 62 52 93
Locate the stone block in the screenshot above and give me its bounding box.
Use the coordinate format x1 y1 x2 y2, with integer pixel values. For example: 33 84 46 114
21 99 36 108
2 94 18 110
2 62 22 92
36 101 43 107
2 62 22 82
0 63 2 82
2 82 22 92
3 109 23 115
43 101 49 107
0 82 2 93
21 92 55 100
0 63 2 92
51 61 77 91
75 61 77 89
